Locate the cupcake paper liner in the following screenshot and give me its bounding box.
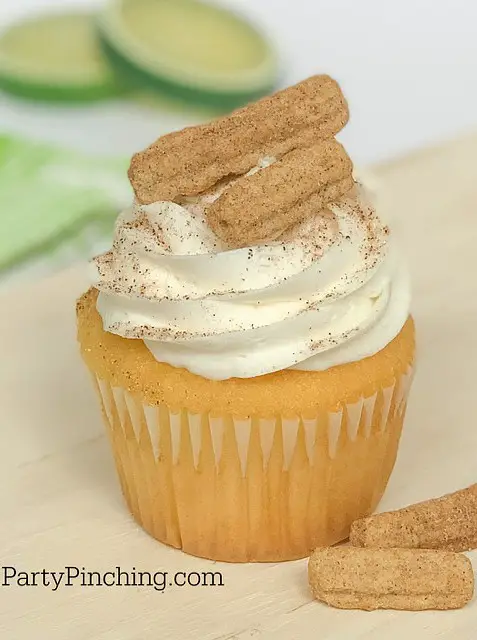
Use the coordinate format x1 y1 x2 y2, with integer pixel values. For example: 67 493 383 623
93 366 414 562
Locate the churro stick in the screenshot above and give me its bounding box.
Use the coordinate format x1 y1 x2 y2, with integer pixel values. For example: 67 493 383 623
129 74 349 204
350 484 477 552
206 139 353 246
308 547 474 611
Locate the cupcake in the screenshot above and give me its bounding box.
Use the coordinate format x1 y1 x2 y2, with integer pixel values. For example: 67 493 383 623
77 75 415 562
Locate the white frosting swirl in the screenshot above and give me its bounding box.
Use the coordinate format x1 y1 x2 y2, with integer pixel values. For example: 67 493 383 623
92 184 410 380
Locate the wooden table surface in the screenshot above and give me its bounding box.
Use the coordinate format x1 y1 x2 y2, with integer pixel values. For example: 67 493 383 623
2 133 477 639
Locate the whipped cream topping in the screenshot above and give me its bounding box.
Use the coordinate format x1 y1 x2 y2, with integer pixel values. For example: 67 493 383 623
92 183 410 380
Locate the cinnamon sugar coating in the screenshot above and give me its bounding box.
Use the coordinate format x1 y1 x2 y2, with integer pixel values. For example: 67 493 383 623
206 139 354 246
128 74 349 205
350 483 477 552
308 547 474 611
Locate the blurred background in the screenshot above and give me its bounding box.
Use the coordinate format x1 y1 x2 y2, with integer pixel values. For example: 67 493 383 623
1 0 476 291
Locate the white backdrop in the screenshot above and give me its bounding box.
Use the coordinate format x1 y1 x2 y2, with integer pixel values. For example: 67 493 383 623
0 0 476 164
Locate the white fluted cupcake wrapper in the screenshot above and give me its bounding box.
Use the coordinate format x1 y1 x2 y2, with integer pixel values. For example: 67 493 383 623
93 366 414 562
97 366 413 474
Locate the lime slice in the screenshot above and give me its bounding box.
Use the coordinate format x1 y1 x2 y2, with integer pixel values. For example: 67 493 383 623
0 12 124 102
98 0 279 110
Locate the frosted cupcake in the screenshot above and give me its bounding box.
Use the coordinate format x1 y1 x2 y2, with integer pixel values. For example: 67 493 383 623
77 75 415 562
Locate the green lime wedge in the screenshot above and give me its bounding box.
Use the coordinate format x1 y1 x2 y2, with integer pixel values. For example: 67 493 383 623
0 12 125 102
98 0 279 111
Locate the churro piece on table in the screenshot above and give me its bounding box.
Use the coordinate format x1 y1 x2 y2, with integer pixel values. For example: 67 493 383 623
350 483 477 552
206 139 354 246
308 547 474 611
128 74 349 204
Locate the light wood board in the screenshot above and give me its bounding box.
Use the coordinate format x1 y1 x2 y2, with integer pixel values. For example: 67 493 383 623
2 132 477 639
